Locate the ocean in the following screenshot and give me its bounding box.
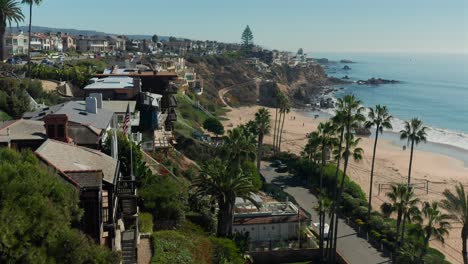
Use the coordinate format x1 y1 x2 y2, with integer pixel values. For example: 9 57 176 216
311 52 468 163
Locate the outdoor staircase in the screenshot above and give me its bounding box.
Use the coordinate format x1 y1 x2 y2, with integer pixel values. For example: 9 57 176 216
121 230 137 264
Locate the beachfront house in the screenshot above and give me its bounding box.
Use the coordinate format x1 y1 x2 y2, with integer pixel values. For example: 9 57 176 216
4 31 29 56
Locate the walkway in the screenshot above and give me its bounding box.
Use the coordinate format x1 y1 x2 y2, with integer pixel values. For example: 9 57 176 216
260 162 391 264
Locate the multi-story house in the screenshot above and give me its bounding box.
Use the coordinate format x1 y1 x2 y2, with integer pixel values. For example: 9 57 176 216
76 36 108 53
49 33 63 52
30 33 50 52
4 31 29 56
107 35 126 52
61 34 76 51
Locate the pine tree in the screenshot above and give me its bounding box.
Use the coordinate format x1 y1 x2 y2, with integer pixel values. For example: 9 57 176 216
241 25 254 52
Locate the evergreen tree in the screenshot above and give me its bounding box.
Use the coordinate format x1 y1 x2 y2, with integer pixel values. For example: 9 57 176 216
152 34 159 43
241 25 254 52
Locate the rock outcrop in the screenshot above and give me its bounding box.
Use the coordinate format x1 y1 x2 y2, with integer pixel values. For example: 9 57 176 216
357 78 399 85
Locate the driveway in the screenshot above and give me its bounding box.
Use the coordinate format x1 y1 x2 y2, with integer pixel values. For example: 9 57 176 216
261 162 391 264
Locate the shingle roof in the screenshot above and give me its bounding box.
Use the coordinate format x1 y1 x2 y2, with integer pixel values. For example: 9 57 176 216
35 139 118 184
0 119 46 142
67 171 103 188
23 101 113 131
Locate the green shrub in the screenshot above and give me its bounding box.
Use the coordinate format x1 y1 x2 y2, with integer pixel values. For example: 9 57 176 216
368 214 385 231
139 212 153 233
369 230 381 241
341 193 360 217
210 237 244 264
352 206 369 221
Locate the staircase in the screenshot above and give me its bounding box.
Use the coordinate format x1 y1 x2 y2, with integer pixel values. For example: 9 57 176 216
121 230 137 264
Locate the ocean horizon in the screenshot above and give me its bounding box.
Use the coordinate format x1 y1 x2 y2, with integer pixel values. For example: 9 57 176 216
309 51 468 163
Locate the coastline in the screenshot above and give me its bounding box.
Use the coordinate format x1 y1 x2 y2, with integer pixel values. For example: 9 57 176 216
222 105 467 264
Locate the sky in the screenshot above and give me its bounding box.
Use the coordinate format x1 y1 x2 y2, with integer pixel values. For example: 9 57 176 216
20 0 468 54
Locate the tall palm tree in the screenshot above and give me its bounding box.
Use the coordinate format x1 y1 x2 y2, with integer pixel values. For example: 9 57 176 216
272 90 283 155
277 96 290 153
365 105 393 221
315 194 332 261
381 184 420 245
441 183 468 264
399 118 427 246
329 95 365 261
415 201 451 262
194 158 258 237
400 118 428 185
22 0 42 76
0 0 24 61
303 131 320 162
254 107 271 171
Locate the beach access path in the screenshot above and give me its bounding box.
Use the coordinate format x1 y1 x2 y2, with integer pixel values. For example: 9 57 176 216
260 162 391 264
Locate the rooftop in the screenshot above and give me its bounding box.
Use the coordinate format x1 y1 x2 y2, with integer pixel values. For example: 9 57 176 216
84 77 135 90
35 139 118 184
0 119 46 142
23 101 114 131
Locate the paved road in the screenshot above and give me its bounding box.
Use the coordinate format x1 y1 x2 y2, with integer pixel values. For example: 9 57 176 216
261 162 391 264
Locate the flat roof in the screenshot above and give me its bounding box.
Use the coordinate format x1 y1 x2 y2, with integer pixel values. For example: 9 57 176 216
76 100 137 114
84 77 134 90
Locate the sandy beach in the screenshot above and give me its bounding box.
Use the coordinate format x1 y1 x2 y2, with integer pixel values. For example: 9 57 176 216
223 106 467 264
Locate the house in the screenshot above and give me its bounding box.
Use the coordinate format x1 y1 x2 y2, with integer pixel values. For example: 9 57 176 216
30 33 50 51
84 77 142 100
138 92 163 131
0 119 47 150
96 100 140 139
233 194 310 242
107 35 126 52
34 139 139 259
4 31 28 56
76 36 108 53
22 97 114 149
61 34 76 51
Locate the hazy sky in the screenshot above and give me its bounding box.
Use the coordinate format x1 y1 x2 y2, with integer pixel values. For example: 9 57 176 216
21 0 467 54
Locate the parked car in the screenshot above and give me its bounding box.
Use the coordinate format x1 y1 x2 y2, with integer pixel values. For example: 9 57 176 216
275 164 288 173
271 160 283 167
313 222 330 239
41 59 53 65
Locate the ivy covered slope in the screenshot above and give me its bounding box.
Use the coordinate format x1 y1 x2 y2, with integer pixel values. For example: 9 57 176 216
0 148 119 263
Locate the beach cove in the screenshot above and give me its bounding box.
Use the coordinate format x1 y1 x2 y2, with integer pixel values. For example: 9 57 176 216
223 105 467 264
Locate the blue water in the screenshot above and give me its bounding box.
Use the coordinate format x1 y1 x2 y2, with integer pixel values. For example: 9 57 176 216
312 52 468 151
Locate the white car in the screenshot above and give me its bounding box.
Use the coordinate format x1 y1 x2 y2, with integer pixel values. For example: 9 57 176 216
313 222 330 239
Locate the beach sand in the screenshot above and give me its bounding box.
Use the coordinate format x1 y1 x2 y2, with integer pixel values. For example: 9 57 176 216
223 106 467 264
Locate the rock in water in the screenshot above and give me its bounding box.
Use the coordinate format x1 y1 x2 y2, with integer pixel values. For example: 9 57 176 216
342 65 351 70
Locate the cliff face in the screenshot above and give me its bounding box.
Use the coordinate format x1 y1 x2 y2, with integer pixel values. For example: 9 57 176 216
186 56 330 107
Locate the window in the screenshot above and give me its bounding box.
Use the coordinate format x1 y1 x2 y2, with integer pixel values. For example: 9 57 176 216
47 124 55 138
57 124 65 138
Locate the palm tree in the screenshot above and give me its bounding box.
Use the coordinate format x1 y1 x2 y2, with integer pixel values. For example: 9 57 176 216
315 194 332 261
399 118 427 246
22 0 42 76
277 96 290 153
400 118 428 185
303 131 320 162
272 90 284 155
0 0 24 61
222 126 257 169
329 95 365 261
441 183 468 264
381 184 420 244
415 201 451 262
365 105 393 221
254 108 271 171
194 158 258 237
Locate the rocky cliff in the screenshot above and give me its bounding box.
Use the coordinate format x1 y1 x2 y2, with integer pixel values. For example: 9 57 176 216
186 55 331 108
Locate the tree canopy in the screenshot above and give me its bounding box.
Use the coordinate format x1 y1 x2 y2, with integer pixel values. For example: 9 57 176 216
0 148 118 263
152 34 159 43
203 117 225 136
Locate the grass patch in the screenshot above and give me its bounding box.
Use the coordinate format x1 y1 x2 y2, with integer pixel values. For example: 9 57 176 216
139 212 153 233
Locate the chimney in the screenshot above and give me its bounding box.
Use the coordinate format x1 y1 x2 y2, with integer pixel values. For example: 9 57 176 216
133 77 141 93
86 97 98 114
89 93 103 108
44 114 71 143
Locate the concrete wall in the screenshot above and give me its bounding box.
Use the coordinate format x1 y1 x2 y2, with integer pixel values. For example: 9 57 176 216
233 222 299 242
